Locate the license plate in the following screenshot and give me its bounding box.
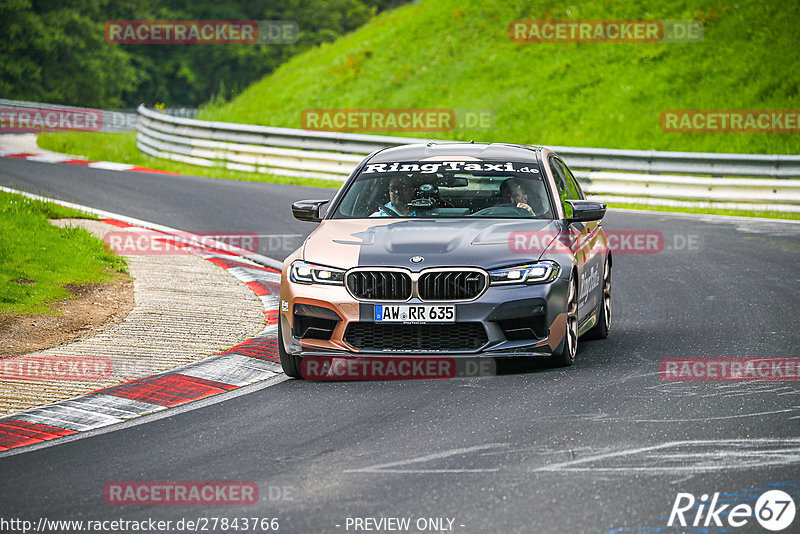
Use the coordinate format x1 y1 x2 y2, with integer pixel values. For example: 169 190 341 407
374 304 455 323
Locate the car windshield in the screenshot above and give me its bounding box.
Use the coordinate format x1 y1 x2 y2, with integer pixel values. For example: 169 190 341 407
331 160 554 219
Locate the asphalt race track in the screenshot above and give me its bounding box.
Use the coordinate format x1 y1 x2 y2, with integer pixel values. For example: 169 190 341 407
2 158 799 533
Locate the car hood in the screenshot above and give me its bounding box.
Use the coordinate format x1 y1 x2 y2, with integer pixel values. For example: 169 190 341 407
302 218 562 270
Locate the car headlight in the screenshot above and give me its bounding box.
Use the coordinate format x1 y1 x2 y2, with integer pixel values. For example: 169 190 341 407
290 261 345 285
488 261 560 285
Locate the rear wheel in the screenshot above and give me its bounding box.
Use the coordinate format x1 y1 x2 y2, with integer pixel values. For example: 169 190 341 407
278 319 303 379
551 277 578 367
585 256 611 340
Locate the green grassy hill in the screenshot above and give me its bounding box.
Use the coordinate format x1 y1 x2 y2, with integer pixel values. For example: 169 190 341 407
200 0 800 154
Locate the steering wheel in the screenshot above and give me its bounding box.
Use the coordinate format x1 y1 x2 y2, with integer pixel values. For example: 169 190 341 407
498 201 543 216
470 204 533 217
377 203 401 217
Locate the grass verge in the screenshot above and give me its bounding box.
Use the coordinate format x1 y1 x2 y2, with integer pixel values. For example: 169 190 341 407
605 202 800 221
0 191 128 315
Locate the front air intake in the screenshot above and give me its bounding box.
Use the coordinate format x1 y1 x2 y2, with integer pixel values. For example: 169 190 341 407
418 270 487 301
346 270 412 301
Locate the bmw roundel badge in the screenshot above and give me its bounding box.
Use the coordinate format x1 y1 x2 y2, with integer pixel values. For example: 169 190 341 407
410 256 424 264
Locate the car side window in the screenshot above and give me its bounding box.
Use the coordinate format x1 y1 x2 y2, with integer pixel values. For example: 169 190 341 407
549 155 574 218
556 159 584 200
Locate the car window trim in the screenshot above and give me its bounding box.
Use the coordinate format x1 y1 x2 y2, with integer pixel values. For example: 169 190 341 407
329 158 556 220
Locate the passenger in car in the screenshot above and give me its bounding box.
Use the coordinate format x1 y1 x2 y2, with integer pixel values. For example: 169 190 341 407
498 177 535 214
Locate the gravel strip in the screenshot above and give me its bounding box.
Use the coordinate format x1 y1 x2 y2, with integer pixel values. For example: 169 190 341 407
0 219 266 416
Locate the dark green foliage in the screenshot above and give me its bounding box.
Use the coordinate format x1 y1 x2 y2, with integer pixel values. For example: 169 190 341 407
0 0 406 108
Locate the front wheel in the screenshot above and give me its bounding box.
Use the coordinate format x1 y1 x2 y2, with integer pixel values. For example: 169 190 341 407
278 319 303 379
551 277 579 367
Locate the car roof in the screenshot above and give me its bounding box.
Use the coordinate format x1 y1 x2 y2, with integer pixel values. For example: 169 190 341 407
367 142 545 163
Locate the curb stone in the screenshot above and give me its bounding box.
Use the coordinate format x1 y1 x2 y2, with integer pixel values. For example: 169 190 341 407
0 190 284 454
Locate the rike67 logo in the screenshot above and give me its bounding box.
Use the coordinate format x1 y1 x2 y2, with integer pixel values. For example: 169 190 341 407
669 490 796 531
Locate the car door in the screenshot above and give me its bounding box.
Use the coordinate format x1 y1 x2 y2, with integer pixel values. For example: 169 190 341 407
548 155 598 322
557 157 606 320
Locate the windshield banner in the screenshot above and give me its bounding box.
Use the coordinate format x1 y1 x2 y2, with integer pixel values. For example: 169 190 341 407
362 161 541 174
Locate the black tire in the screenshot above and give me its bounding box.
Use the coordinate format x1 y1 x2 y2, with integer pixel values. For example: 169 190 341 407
278 319 303 379
585 255 611 340
551 276 579 367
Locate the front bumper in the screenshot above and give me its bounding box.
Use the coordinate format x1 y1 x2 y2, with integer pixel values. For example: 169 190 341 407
280 275 570 358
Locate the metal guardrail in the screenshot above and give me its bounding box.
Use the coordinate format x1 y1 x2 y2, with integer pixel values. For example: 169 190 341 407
136 105 800 212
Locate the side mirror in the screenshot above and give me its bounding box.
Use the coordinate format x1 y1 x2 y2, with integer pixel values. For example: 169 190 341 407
292 199 330 222
565 199 606 223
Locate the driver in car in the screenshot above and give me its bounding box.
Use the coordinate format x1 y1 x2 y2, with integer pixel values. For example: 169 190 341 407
371 176 417 217
498 177 535 215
